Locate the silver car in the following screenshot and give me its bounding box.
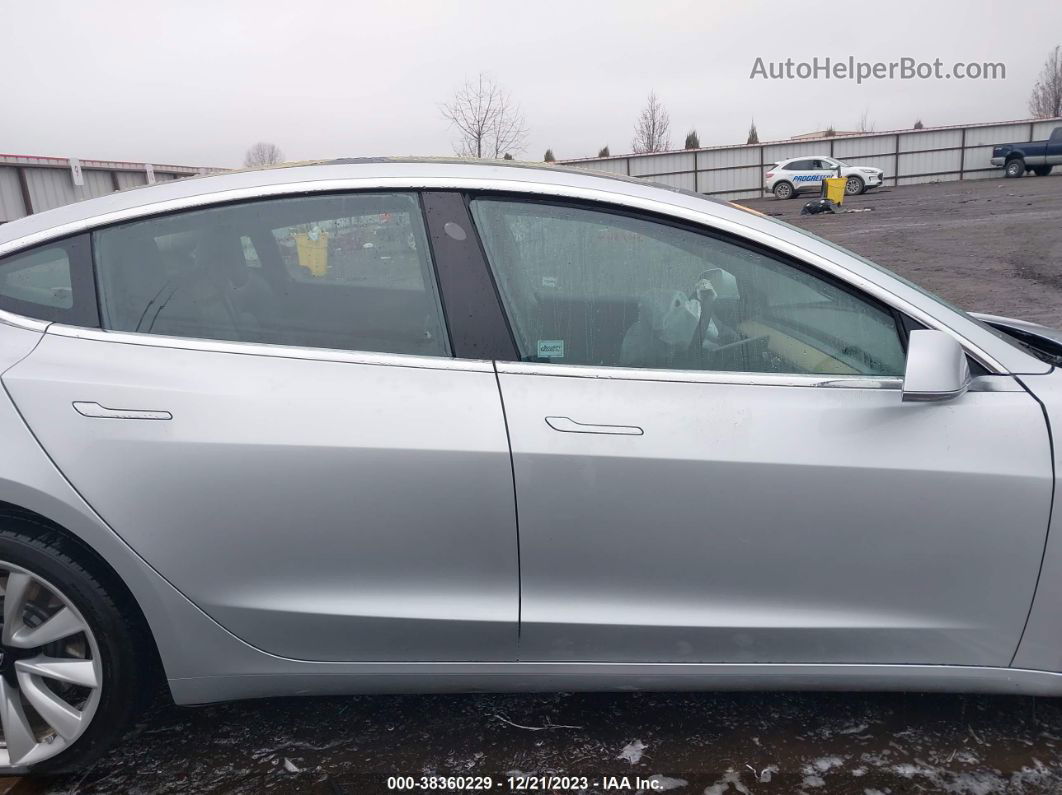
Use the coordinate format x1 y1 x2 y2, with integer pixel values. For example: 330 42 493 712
1 159 1062 773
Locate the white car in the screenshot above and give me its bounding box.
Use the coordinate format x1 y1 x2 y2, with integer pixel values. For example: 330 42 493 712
765 156 885 200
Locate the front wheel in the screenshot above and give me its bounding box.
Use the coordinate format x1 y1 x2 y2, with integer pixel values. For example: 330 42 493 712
1004 159 1026 178
0 525 150 773
844 175 865 195
1033 165 1053 177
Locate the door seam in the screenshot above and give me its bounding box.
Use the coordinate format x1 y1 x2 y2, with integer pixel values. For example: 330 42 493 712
1009 374 1057 667
492 362 522 657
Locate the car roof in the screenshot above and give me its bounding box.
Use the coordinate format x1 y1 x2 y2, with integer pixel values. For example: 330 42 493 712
0 157 729 250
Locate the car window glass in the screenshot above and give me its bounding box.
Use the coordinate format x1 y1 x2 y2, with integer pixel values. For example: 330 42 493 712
270 211 425 290
0 235 98 325
471 199 906 376
93 192 450 357
0 246 72 309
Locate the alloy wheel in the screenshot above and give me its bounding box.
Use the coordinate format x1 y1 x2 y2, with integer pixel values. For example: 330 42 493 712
845 177 863 195
0 561 102 768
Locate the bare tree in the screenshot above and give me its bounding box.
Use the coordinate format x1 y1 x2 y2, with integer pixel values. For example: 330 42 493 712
684 130 700 149
631 91 671 153
913 119 925 129
746 120 759 145
597 145 610 158
823 125 837 138
1029 45 1062 119
441 73 529 159
543 149 556 162
244 142 284 168
857 109 875 133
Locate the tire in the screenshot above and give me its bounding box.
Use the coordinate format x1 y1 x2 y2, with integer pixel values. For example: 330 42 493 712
773 181 795 200
0 522 151 774
844 175 865 195
1004 159 1026 178
1033 165 1053 177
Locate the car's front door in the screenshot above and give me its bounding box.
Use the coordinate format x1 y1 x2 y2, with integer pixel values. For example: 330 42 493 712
3 191 519 662
469 197 1052 667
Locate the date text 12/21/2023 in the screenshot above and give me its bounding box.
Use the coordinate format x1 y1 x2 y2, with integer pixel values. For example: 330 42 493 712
386 774 677 791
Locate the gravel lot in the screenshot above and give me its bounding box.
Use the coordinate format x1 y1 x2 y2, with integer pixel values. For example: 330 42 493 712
741 173 1062 327
9 173 1062 795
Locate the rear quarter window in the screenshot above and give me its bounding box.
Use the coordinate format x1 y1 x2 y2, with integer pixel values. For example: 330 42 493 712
0 235 98 325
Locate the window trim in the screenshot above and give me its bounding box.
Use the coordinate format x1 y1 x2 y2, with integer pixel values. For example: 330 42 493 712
45 321 493 373
466 192 912 381
0 234 99 328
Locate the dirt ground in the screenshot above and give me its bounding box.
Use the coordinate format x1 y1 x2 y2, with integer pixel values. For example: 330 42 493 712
741 173 1062 327
9 173 1062 795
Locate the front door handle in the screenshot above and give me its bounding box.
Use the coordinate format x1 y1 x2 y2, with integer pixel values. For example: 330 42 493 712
73 402 172 421
545 416 643 436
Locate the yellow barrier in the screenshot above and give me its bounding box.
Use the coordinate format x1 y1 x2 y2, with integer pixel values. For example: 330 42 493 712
294 231 330 277
823 177 847 205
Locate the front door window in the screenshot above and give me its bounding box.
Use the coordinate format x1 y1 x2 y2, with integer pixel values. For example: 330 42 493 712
470 199 906 376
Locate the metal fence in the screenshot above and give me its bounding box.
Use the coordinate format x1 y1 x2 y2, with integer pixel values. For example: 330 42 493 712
0 154 218 223
560 116 1062 201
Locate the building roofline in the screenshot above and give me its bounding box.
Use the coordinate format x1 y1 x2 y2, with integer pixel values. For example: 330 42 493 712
0 152 222 173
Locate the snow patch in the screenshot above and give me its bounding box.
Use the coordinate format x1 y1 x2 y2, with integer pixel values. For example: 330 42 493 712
703 768 750 795
618 739 647 765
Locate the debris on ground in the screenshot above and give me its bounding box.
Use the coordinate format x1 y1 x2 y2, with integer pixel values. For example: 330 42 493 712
618 739 647 764
800 198 836 215
492 713 583 731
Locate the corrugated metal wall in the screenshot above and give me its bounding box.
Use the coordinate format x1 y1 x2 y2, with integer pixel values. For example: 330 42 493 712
562 117 1062 200
0 168 26 221
0 156 217 223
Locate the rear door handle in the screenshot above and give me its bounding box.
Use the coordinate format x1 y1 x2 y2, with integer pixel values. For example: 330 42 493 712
545 416 643 436
73 402 172 421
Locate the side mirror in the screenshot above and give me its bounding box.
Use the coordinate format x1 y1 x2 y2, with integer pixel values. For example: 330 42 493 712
902 330 971 402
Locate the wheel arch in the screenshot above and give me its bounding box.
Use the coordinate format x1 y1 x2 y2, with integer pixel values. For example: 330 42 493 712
0 498 165 683
772 180 795 198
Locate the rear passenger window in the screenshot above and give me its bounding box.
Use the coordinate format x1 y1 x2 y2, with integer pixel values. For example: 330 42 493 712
93 193 451 357
0 235 97 325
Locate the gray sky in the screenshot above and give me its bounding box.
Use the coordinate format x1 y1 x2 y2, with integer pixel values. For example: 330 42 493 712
3 0 1061 167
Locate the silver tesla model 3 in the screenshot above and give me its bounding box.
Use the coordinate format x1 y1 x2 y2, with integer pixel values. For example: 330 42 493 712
1 159 1062 772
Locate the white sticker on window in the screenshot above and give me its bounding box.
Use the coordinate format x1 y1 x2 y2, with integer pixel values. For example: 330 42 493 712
541 276 558 288
537 340 565 359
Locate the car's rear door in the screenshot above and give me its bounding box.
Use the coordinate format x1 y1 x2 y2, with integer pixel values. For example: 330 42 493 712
469 196 1052 668
2 190 519 663
783 159 820 192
